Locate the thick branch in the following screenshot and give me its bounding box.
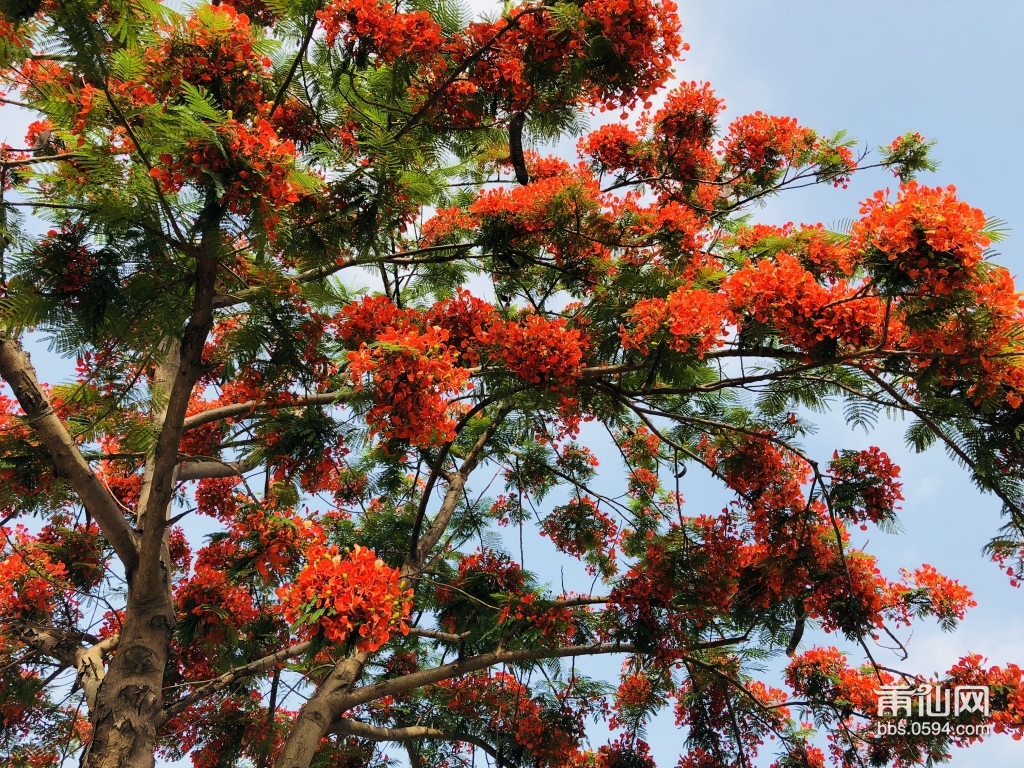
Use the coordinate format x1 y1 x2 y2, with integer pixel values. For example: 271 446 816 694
160 641 311 724
138 211 222 549
409 405 513 566
15 624 83 668
136 339 181 521
276 654 368 768
181 391 349 432
508 112 529 186
0 337 139 572
13 626 118 711
278 404 511 768
76 635 120 711
331 720 504 765
175 458 258 481
406 627 470 644
333 643 637 712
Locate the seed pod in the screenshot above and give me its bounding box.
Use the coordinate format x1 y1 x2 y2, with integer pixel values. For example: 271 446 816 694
508 112 530 186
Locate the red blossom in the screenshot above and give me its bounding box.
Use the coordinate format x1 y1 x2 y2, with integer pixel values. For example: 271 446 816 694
278 544 411 651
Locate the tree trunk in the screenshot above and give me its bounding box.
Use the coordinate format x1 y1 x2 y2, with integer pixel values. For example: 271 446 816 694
82 559 175 768
82 339 187 766
274 657 365 768
82 346 179 765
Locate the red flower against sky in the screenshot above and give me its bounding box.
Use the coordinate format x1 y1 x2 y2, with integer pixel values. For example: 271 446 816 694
481 314 589 387
852 181 990 295
621 284 732 357
347 325 470 447
278 544 410 651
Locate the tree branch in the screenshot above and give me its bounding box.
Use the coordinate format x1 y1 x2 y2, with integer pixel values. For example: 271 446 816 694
175 457 258 482
181 391 350 432
864 370 1024 527
332 642 637 712
13 625 119 711
76 635 120 711
406 627 471 644
270 9 321 115
14 624 83 668
0 337 139 572
330 720 506 766
0 153 84 168
210 242 481 309
408 404 513 566
160 641 311 724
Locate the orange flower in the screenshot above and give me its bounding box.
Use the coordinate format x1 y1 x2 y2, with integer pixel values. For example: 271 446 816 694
278 544 411 651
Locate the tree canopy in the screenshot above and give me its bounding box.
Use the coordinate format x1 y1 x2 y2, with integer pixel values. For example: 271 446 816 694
1 1 1023 767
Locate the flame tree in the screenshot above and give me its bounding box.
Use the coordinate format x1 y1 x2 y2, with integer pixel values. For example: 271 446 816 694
0 2 1023 767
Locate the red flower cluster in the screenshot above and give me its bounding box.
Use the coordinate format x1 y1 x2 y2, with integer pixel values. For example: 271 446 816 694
230 510 321 581
621 284 732 357
828 447 904 527
36 518 104 590
732 222 856 280
151 119 300 228
419 206 477 246
619 425 662 463
852 181 991 295
442 550 524 596
436 549 531 630
424 289 498 366
653 80 724 178
215 0 277 26
541 496 619 575
318 0 443 67
577 0 683 107
725 252 887 353
0 527 69 622
595 735 656 768
786 649 1024 765
337 294 416 347
579 123 651 176
195 477 242 521
278 544 410 651
891 563 977 626
175 558 260 654
481 314 589 387
347 325 470 447
627 467 659 498
437 670 586 763
946 655 1024 742
24 119 52 149
470 174 601 239
785 646 879 720
147 4 273 118
725 253 830 349
721 112 817 181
